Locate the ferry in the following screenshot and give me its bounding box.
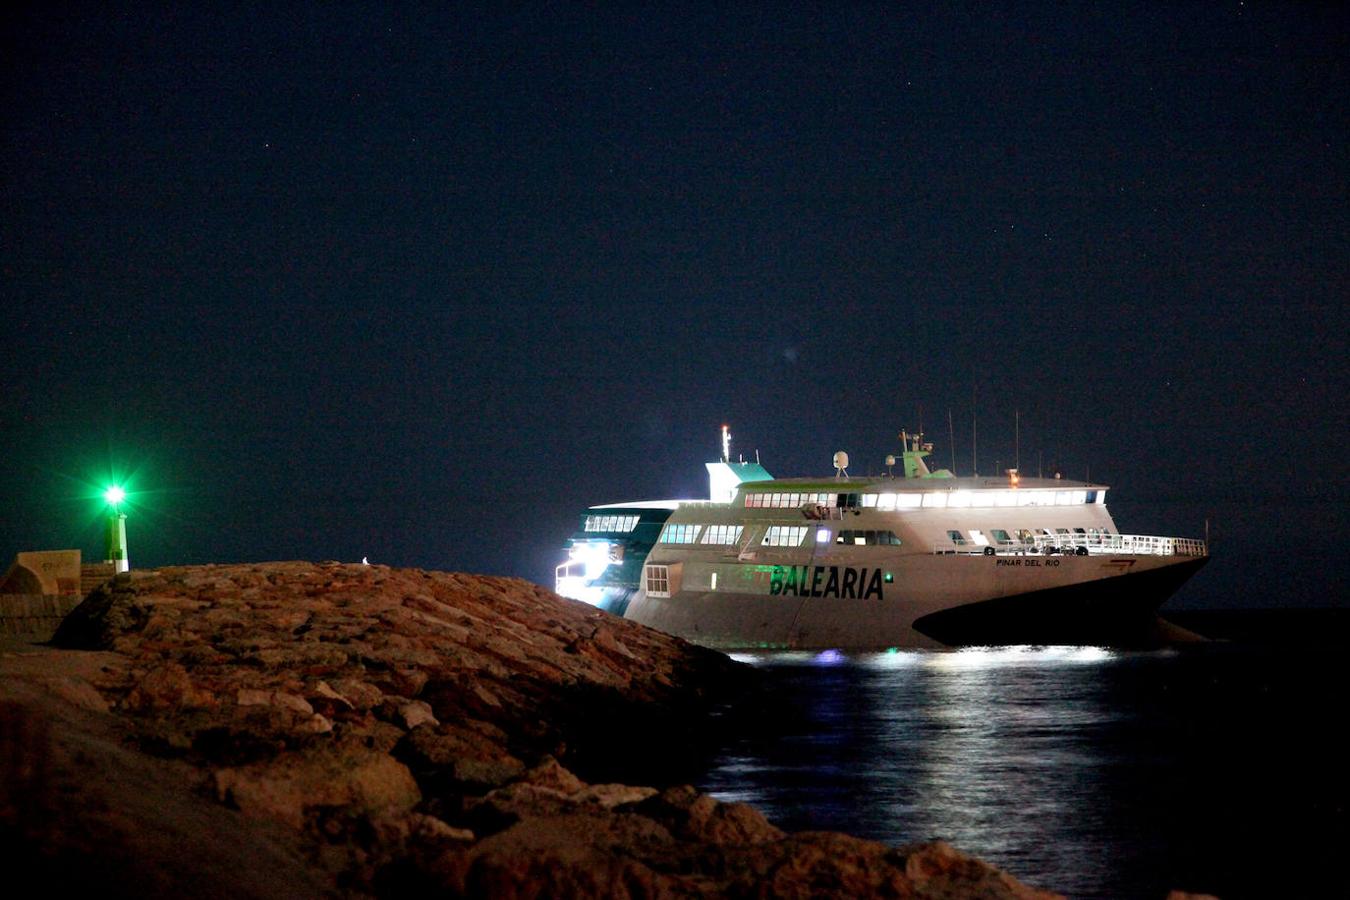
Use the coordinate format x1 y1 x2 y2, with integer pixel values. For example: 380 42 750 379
555 428 1208 649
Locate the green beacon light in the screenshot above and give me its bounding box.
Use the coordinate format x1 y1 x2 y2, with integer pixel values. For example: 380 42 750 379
104 485 129 573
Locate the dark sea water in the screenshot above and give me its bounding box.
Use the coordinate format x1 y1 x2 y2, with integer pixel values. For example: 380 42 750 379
697 616 1347 899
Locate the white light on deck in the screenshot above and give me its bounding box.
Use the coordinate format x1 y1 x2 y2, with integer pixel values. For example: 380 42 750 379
567 541 615 580
557 579 607 606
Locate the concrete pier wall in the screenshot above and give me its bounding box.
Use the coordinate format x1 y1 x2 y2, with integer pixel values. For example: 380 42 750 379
0 594 84 640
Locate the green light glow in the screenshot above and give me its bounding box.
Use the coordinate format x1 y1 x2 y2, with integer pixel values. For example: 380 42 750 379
104 485 126 506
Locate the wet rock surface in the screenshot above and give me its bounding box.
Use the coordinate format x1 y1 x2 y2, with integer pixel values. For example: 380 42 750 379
1 562 1058 897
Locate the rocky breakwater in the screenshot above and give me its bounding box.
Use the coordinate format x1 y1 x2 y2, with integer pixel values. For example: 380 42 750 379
0 561 1057 898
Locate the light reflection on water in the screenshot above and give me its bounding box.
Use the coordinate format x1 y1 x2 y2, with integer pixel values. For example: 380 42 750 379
702 645 1342 898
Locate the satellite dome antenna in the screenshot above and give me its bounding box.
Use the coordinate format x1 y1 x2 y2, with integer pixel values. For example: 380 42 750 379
833 450 850 479
885 454 896 477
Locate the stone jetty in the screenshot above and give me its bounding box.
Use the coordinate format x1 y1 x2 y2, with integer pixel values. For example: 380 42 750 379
0 561 1056 898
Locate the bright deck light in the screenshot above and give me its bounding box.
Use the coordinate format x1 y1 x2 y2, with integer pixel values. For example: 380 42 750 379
104 485 126 505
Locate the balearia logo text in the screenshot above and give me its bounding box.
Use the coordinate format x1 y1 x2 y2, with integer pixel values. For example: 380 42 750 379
768 565 884 599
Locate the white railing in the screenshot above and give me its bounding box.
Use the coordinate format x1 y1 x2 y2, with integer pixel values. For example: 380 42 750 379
932 533 1208 557
553 558 585 593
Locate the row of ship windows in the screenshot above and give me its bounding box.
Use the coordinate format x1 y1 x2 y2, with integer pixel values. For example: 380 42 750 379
766 526 904 547
658 524 745 545
745 489 1100 510
953 527 1112 546
658 524 901 547
659 523 1110 549
584 515 641 532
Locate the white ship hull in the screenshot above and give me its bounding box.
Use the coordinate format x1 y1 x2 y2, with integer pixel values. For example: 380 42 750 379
625 552 1207 650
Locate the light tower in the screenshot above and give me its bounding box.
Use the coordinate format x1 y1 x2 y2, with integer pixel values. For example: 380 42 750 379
104 485 129 573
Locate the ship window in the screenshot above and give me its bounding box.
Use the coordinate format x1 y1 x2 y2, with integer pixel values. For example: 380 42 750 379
994 491 1017 507
862 494 878 508
895 493 922 509
1017 529 1035 543
877 493 896 510
658 523 702 544
1086 491 1098 503
835 530 902 546
948 530 967 545
762 526 808 547
947 490 973 508
644 564 670 598
921 492 948 508
700 524 744 545
992 529 1012 544
968 530 990 546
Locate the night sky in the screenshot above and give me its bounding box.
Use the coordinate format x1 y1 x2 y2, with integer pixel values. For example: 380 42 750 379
3 4 1345 608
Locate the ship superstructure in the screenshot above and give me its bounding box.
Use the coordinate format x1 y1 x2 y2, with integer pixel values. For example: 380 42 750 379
557 429 1208 649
